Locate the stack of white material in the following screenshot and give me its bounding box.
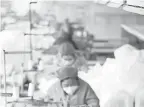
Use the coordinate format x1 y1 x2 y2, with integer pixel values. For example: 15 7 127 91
104 91 133 107
99 44 144 107
135 87 144 107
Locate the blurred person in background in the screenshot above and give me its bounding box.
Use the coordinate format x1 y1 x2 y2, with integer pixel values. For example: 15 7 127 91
54 41 88 74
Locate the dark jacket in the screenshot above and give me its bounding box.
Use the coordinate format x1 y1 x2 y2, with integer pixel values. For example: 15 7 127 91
45 78 100 107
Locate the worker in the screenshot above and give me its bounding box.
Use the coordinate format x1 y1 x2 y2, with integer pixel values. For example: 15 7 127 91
54 41 88 72
56 42 76 67
43 66 100 107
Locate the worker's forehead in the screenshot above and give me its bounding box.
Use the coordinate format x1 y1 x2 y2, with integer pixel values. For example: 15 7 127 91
62 78 78 86
62 55 75 59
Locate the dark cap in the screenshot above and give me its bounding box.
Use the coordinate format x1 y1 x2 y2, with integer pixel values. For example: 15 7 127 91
59 42 75 56
57 66 78 81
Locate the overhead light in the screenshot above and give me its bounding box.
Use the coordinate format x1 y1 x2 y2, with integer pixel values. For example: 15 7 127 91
107 0 125 8
30 2 37 4
123 5 144 15
97 0 110 4
126 0 144 7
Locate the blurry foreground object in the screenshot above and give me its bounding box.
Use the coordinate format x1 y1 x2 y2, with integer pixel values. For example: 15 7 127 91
99 44 144 107
135 87 144 107
104 91 133 107
38 77 59 94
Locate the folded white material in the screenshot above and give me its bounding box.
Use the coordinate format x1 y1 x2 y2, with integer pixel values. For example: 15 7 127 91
114 44 139 71
135 87 144 107
28 83 35 97
104 91 133 107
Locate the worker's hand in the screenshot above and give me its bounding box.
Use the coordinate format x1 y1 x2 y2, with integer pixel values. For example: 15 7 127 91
44 96 54 102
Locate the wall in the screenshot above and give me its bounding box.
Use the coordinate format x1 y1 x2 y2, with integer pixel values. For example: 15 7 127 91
40 2 144 40
2 1 144 39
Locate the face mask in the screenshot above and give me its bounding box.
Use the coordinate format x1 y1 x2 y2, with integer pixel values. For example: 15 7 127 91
63 86 79 95
62 60 72 66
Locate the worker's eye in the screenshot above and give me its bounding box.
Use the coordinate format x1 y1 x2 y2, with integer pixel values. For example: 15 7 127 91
63 56 74 61
64 58 73 61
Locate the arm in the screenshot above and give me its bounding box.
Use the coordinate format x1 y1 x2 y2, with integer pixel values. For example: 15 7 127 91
85 85 100 107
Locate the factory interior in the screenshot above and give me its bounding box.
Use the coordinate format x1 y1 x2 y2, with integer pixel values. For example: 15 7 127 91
1 0 144 107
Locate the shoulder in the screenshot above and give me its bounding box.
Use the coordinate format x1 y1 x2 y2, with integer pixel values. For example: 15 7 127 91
78 78 95 93
78 78 90 88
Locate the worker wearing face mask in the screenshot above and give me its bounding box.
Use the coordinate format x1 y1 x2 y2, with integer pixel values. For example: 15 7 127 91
54 42 88 72
44 66 100 107
56 42 76 67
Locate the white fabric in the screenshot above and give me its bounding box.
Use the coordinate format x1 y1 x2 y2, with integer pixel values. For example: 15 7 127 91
104 91 133 107
0 30 29 51
135 87 144 107
38 77 59 94
99 44 144 107
114 44 139 71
